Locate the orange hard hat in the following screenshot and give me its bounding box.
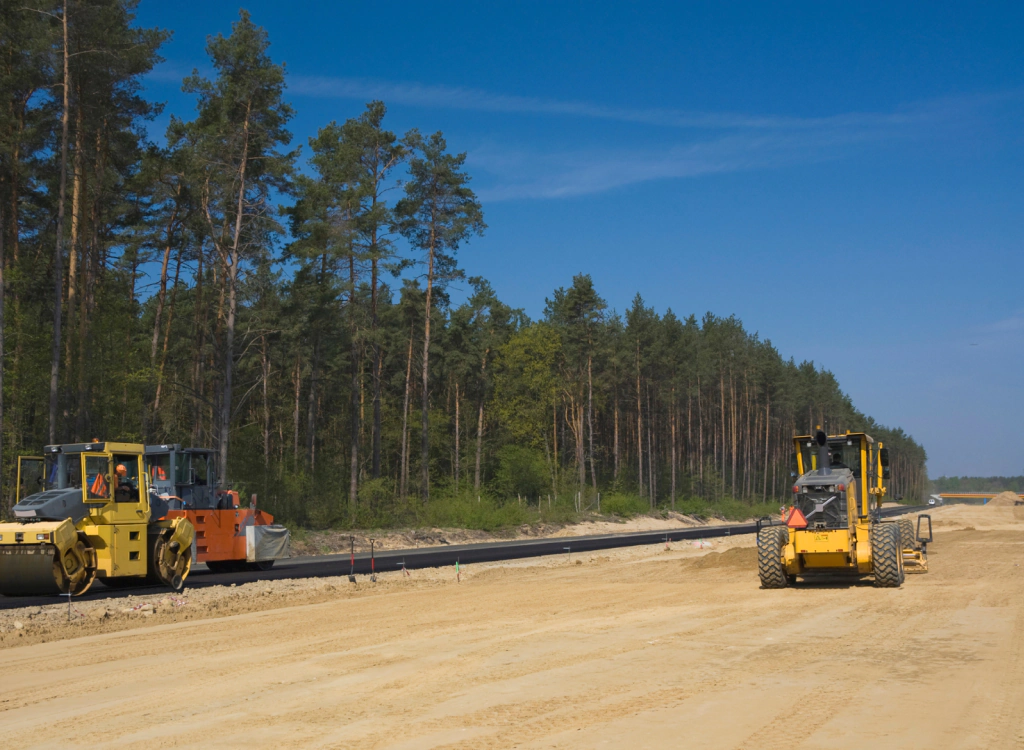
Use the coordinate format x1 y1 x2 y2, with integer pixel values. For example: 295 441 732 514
116 464 127 476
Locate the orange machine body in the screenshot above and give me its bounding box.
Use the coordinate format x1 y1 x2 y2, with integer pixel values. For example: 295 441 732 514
165 503 277 563
144 445 281 566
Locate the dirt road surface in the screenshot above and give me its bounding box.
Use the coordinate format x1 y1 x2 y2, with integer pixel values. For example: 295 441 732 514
2 504 1022 749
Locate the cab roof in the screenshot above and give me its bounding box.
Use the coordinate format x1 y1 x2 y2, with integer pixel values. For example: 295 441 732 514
44 441 145 454
793 431 875 444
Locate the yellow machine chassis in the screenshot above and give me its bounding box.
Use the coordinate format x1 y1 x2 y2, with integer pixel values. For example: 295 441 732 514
760 430 928 587
0 442 194 596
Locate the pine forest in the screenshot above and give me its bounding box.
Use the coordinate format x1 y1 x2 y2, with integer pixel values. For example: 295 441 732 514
0 4 928 528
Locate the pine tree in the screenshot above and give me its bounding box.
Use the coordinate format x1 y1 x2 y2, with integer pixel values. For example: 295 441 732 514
180 9 295 484
395 131 484 501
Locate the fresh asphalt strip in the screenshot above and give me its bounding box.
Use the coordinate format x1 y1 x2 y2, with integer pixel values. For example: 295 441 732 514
0 505 929 611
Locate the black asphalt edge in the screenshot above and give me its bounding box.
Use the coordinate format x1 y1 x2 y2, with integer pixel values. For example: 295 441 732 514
0 504 929 609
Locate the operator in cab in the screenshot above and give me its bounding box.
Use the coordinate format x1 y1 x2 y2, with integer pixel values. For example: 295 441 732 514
114 463 139 503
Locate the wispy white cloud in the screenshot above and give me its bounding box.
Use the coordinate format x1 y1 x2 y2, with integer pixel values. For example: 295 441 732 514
976 311 1024 334
286 75 992 200
150 65 1006 201
469 125 901 201
288 74 927 131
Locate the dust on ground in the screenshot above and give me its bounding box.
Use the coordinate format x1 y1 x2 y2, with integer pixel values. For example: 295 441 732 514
2 502 1023 749
289 510 712 557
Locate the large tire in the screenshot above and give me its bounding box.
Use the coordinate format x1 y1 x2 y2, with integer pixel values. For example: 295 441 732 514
898 519 916 549
871 522 904 588
757 526 789 589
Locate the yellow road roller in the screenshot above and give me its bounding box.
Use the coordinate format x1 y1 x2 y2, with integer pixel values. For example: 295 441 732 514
0 441 194 596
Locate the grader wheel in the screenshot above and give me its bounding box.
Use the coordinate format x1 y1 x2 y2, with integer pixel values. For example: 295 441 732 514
872 522 904 588
757 526 790 589
898 519 916 549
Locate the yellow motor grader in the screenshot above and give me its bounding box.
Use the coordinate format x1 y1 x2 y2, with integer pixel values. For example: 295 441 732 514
758 429 930 588
0 441 194 596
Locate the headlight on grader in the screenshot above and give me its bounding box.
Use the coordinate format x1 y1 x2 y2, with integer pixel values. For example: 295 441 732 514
36 533 48 541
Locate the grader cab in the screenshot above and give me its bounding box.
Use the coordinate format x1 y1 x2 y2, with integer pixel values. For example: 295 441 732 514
757 429 930 588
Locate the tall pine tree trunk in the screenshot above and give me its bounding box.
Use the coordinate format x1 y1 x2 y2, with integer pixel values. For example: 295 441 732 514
474 352 487 493
454 381 460 491
63 104 83 437
291 355 300 466
670 388 676 509
635 342 643 498
371 257 381 479
150 185 181 365
587 354 597 492
613 397 619 480
48 1 71 445
217 105 250 487
762 396 771 502
306 338 319 472
153 246 182 413
420 228 436 503
399 326 413 500
348 255 359 515
261 333 270 493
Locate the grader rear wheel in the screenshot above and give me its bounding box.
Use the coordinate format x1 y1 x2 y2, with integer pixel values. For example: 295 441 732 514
757 526 790 589
898 519 916 549
872 522 904 588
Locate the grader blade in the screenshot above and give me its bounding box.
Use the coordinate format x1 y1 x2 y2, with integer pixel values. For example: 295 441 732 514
902 548 928 573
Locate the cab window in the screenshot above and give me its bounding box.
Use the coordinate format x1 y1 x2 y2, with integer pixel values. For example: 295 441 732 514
85 456 111 500
174 453 191 485
44 454 83 491
193 454 210 485
65 456 83 489
149 454 171 483
44 455 60 490
18 458 45 501
112 455 141 503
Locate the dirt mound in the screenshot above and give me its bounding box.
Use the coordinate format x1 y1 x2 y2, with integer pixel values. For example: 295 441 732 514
987 491 1021 507
686 546 757 570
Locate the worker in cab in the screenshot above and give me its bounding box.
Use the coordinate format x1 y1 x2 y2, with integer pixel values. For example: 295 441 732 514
114 463 138 502
152 463 168 481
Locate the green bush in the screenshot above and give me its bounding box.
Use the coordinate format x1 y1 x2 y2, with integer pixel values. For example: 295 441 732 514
355 478 400 527
675 496 781 522
418 491 534 531
599 493 649 517
492 445 549 501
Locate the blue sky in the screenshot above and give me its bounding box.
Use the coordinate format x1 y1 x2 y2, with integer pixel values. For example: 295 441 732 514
133 1 1024 477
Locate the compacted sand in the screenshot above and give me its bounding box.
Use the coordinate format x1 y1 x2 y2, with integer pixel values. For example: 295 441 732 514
1 503 1022 749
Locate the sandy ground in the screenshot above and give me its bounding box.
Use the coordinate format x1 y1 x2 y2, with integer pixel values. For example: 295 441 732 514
1 503 1022 749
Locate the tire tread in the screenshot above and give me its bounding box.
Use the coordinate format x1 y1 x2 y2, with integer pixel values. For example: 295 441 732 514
872 522 904 587
757 526 789 589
